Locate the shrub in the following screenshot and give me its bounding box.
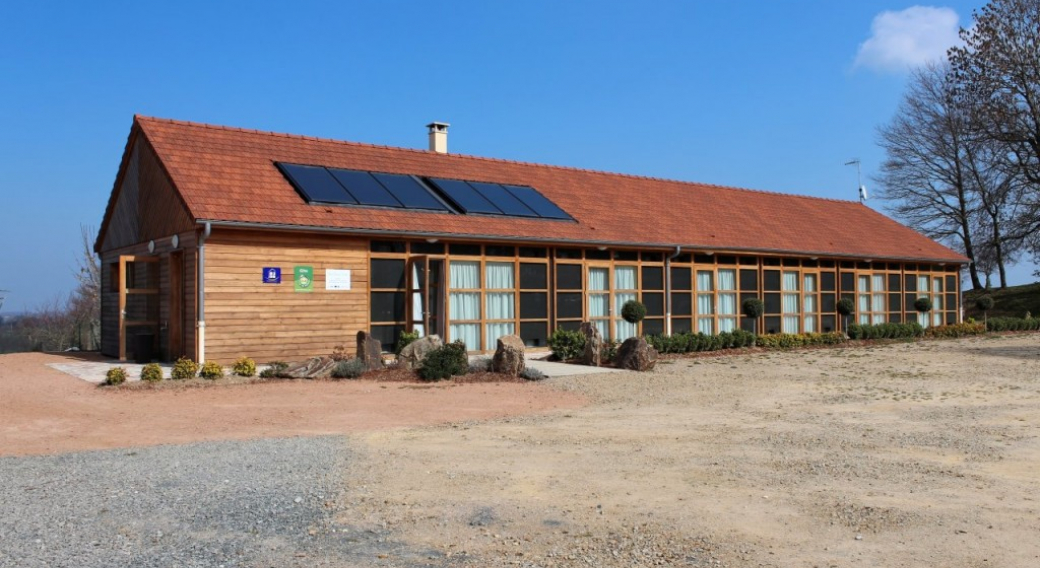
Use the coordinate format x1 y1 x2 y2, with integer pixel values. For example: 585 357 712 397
468 357 492 373
924 322 986 339
914 297 934 313
644 329 756 354
232 357 256 377
847 322 923 340
836 298 855 316
417 340 468 381
171 357 199 380
331 358 367 379
620 300 647 324
975 296 994 312
140 363 163 383
548 328 586 361
741 298 764 319
199 361 224 380
396 330 420 354
259 361 291 379
601 340 619 361
520 367 548 381
104 367 127 386
755 332 847 349
987 316 1040 332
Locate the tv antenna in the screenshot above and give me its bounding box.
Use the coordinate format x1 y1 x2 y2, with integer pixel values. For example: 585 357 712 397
845 159 867 203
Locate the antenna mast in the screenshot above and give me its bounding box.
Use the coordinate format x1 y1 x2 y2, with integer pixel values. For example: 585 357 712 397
845 159 867 203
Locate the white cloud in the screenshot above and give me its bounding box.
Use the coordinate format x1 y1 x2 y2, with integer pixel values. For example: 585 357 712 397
854 6 961 73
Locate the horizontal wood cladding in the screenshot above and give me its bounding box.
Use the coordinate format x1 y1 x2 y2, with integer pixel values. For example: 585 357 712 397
202 229 369 364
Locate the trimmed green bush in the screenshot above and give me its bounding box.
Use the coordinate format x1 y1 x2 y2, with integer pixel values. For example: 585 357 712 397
924 322 986 338
331 358 367 379
754 332 847 349
986 316 1040 332
975 296 994 312
259 361 291 379
644 328 756 354
620 300 647 324
171 357 199 380
199 361 224 379
914 297 934 313
232 357 256 377
140 363 163 383
104 367 127 386
396 330 420 354
741 298 764 319
836 298 855 316
548 328 586 361
847 322 924 340
417 340 468 381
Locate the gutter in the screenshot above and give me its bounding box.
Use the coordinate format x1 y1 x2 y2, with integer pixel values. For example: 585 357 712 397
197 221 212 363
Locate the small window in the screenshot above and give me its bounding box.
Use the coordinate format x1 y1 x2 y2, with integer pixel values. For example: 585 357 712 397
449 243 481 256
370 240 406 253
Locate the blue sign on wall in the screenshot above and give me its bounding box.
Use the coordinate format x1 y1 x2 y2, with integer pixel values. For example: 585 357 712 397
262 267 282 284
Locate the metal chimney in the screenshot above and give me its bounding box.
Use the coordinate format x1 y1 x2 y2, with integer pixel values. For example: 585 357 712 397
426 122 449 154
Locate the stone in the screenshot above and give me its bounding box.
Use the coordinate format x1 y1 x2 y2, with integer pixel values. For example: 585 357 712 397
580 322 603 367
284 356 337 379
356 331 383 371
614 337 658 371
491 335 525 376
398 335 443 370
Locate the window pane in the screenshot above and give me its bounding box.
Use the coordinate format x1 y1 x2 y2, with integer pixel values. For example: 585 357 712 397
782 316 799 333
450 261 480 289
371 259 406 289
371 292 405 322
803 274 817 292
589 294 609 317
520 292 547 319
557 293 582 319
718 269 736 290
739 269 758 291
719 293 737 315
642 292 664 316
698 318 714 335
641 266 664 290
672 293 692 316
450 323 479 351
782 293 799 313
485 322 515 350
615 319 637 341
615 266 637 290
782 271 799 291
858 294 869 312
520 321 548 347
486 292 514 320
872 274 885 292
589 268 609 291
519 263 547 289
449 292 480 320
557 264 582 290
719 317 737 332
697 293 714 315
671 267 692 290
697 271 714 291
485 262 514 289
804 294 817 313
804 316 816 332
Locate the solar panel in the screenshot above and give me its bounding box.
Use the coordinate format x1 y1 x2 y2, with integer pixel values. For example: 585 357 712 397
503 185 574 220
427 178 503 215
277 163 357 204
370 173 448 211
329 169 402 207
468 182 538 217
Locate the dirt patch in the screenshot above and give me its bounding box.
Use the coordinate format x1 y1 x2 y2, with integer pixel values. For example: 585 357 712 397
337 334 1040 567
0 352 585 457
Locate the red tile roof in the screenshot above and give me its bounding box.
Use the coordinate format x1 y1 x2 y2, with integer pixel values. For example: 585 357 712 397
124 115 967 263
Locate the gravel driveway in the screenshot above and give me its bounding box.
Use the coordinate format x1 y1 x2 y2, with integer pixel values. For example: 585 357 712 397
0 437 436 568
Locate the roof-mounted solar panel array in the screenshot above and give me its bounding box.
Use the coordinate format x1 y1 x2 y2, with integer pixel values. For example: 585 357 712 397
275 162 574 221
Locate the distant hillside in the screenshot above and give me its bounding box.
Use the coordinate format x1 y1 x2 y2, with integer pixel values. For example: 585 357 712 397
964 282 1040 319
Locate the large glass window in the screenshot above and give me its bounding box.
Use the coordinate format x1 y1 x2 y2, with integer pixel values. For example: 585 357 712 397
718 269 737 332
484 262 515 349
696 270 714 334
614 266 638 340
782 271 800 333
449 261 480 350
588 267 610 338
803 273 818 332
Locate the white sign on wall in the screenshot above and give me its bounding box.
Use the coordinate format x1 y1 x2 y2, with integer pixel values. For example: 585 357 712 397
325 269 352 291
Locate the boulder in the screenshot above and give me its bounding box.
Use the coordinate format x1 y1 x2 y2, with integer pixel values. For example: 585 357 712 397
492 335 526 376
398 335 443 370
614 337 658 371
580 322 603 366
285 356 337 379
356 331 384 371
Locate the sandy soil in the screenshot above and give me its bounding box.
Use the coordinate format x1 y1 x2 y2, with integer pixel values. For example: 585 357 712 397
339 334 1040 567
0 352 584 457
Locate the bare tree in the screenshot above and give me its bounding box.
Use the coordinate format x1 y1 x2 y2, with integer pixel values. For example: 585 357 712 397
70 225 101 350
876 63 985 289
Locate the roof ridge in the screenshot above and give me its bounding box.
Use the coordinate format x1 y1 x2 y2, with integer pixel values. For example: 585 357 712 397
133 115 859 206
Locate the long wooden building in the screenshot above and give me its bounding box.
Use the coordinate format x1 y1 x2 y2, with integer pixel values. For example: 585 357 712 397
95 116 967 363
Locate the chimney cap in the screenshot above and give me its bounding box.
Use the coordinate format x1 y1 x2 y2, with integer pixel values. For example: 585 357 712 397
426 121 450 132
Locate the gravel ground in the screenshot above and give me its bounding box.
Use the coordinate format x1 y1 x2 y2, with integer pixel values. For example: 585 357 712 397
0 437 439 568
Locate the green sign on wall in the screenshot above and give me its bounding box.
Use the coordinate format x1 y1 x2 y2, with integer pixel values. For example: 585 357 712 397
294 265 314 293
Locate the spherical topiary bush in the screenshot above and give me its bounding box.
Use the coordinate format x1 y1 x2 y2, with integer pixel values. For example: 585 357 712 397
621 300 647 324
140 363 163 383
836 298 855 316
741 297 764 319
914 297 934 313
232 357 257 377
104 367 127 386
171 357 199 380
975 295 994 312
199 361 224 380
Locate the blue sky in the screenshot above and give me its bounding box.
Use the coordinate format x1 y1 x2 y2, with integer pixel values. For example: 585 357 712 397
0 0 1032 311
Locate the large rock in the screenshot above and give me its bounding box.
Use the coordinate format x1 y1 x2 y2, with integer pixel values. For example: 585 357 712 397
398 335 443 370
614 337 658 371
580 322 603 367
492 335 526 376
357 331 384 371
285 356 337 379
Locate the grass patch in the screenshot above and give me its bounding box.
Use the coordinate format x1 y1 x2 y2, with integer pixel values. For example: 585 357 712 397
964 282 1040 319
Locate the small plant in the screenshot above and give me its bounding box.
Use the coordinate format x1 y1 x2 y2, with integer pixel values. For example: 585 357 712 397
548 328 586 361
140 363 163 383
171 357 199 380
199 361 224 380
104 367 127 386
417 340 468 381
620 300 647 324
232 357 257 377
601 339 619 362
914 297 934 314
331 358 367 379
396 330 420 354
520 367 548 381
259 361 291 378
924 322 986 339
468 357 492 373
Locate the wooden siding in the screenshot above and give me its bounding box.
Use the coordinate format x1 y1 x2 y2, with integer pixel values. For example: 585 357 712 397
202 229 369 364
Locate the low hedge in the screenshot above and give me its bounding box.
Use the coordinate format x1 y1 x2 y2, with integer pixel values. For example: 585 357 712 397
847 322 924 340
645 329 755 354
986 316 1040 332
754 331 846 349
924 322 986 338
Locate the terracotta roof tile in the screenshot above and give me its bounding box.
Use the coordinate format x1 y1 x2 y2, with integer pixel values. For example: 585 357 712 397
130 115 967 263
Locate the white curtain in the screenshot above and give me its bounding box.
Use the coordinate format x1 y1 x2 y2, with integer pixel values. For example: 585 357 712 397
918 311 929 327
615 266 636 290
719 317 737 332
615 291 637 340
450 261 479 289
698 317 714 335
697 293 714 315
718 269 736 291
589 294 608 317
804 294 817 313
485 262 514 289
588 268 608 291
719 293 737 315
450 324 479 350
783 271 799 291
486 292 514 319
450 292 479 320
918 276 929 293
593 320 609 338
858 294 870 313
782 293 799 313
803 274 817 292
872 293 884 312
872 313 885 324
485 322 515 349
859 275 870 292
872 274 885 292
804 315 816 332
696 271 713 291
783 316 799 333
933 278 942 293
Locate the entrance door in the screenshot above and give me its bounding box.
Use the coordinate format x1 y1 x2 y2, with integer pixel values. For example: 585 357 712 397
587 266 611 340
168 251 184 359
118 255 160 361
409 257 445 338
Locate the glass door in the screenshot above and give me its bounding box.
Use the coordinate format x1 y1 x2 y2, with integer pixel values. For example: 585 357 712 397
588 266 611 340
614 265 638 340
408 257 445 338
